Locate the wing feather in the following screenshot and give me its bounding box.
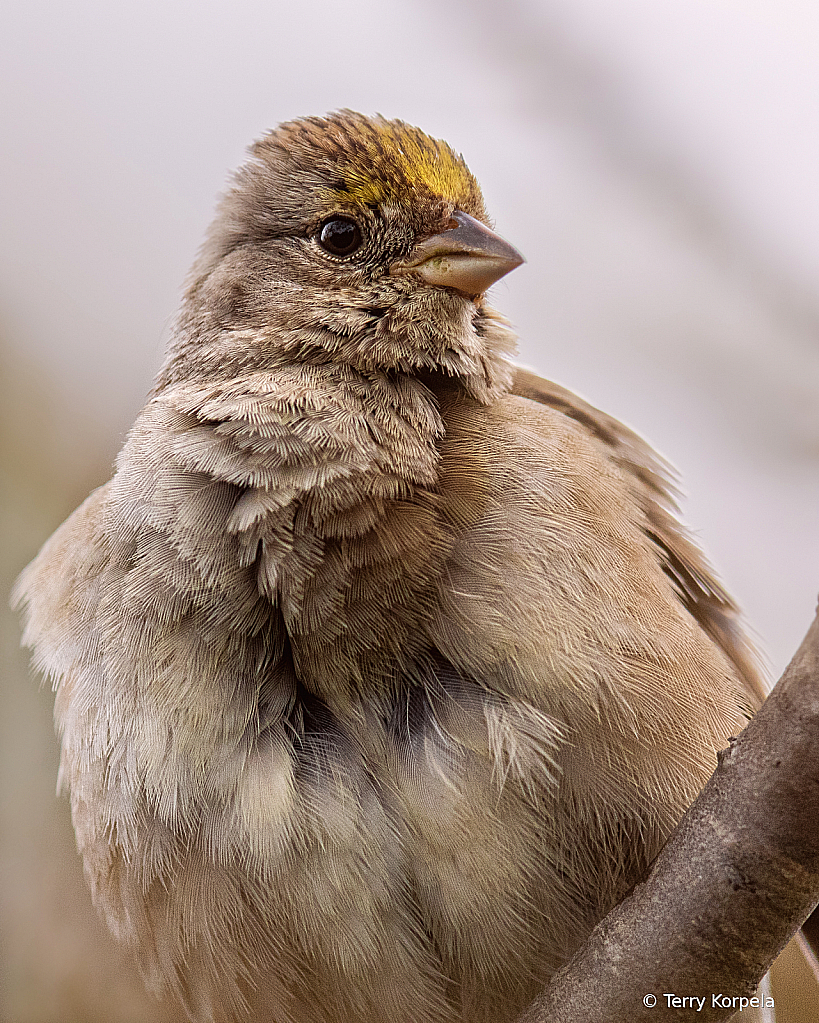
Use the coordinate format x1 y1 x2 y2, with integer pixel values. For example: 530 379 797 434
511 366 766 708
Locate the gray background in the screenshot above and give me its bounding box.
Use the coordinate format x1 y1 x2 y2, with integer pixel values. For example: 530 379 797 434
2 1 818 1019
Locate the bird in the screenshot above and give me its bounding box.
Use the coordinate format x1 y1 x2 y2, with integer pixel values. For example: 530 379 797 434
13 111 766 1023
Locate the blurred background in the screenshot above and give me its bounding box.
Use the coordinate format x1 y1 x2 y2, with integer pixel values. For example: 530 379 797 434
2 0 818 1019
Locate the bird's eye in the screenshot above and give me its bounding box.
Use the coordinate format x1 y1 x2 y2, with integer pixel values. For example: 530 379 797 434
318 217 363 257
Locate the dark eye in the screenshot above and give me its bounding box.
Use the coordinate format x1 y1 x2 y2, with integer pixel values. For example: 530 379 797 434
318 217 363 257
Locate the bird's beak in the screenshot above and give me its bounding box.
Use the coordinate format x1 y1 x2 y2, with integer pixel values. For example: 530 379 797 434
391 210 524 297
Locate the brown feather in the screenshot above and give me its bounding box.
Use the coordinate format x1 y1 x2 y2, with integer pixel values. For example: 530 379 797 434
510 366 767 709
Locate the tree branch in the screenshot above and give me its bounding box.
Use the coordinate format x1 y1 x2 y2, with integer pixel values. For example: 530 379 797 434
517 603 819 1023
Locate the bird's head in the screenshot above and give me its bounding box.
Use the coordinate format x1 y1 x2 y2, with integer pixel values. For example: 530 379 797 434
164 112 523 398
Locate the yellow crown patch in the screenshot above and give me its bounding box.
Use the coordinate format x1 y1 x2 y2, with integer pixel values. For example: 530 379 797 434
336 119 480 208
268 112 485 214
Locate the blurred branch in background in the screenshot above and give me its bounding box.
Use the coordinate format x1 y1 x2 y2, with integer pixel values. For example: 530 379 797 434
435 0 819 340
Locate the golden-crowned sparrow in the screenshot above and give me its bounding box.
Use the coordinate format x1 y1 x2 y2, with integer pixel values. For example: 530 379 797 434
14 112 765 1023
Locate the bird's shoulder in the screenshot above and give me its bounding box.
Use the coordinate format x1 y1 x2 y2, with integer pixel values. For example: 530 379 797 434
495 365 766 706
